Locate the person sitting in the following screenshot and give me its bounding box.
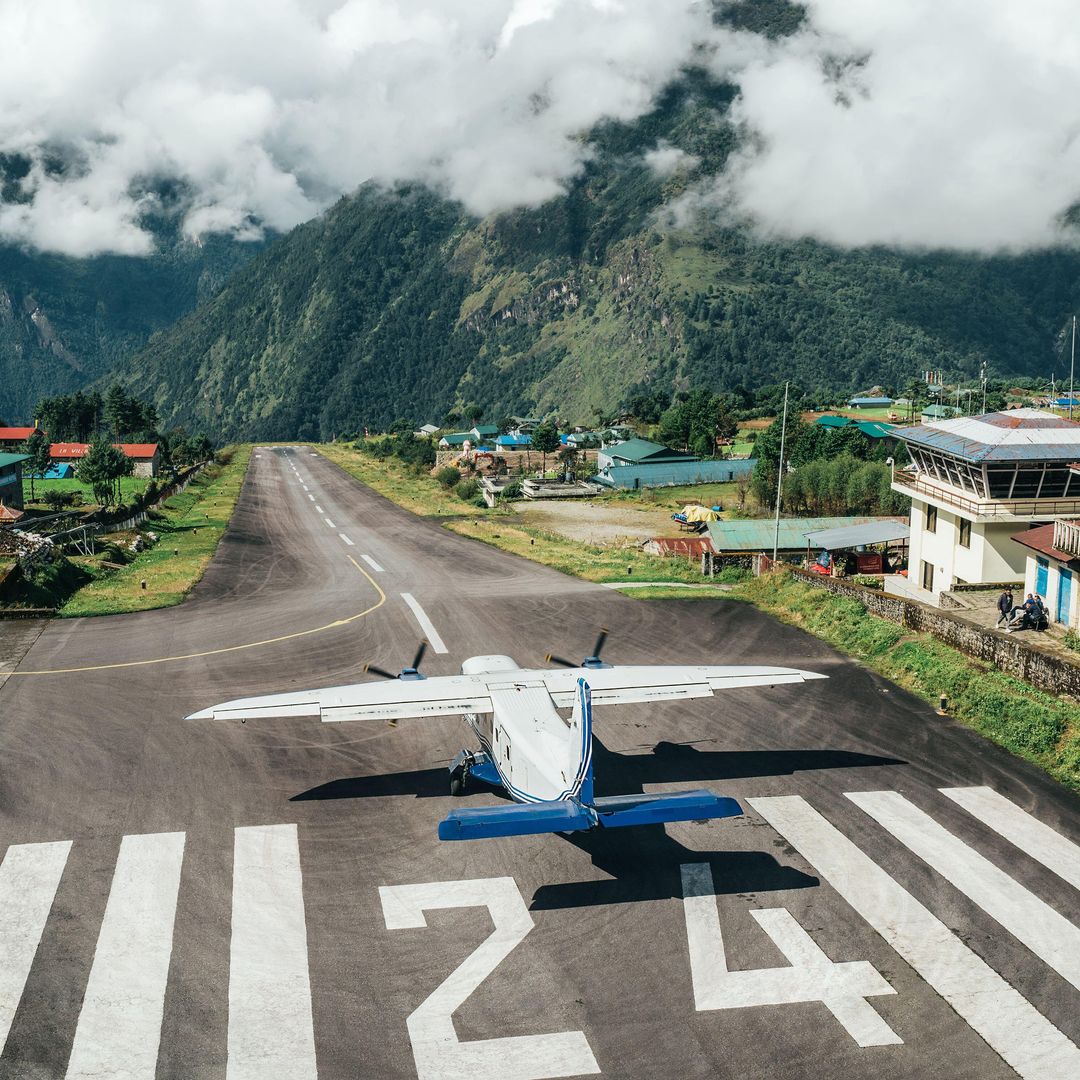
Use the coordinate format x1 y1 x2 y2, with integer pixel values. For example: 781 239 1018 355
1005 593 1036 632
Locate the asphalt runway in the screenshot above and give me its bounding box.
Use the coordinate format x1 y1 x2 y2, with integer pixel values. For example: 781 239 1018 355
1 446 1079 1079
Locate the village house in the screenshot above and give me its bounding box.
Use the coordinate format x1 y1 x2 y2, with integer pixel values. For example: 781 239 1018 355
49 442 161 478
0 426 44 452
0 452 29 510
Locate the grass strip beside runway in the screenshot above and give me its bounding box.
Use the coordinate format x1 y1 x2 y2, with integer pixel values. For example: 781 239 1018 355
314 443 486 517
443 518 707 584
733 570 1080 792
59 446 252 618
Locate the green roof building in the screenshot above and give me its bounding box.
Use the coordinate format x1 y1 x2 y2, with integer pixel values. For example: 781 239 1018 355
0 452 29 510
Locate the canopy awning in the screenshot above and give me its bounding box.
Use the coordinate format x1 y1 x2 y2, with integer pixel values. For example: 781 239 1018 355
804 520 910 549
681 505 720 522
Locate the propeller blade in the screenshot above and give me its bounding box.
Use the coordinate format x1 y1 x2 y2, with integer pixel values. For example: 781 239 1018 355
545 653 577 668
363 663 397 680
590 627 609 660
411 641 428 672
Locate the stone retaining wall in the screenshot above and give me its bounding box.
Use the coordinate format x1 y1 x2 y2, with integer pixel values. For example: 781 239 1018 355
790 567 1080 698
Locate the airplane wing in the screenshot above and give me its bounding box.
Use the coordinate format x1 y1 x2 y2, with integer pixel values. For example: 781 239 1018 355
186 664 824 723
185 674 492 723
527 664 827 707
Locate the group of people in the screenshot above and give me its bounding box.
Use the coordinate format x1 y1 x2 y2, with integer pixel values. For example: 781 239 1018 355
996 589 1048 633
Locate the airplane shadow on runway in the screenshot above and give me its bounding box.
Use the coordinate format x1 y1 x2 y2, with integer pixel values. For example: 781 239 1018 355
291 740 904 910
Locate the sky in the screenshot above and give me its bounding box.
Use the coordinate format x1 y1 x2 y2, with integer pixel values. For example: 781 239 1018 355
1 0 1078 257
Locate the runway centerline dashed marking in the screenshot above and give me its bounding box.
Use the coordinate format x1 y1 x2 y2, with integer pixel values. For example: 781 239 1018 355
323 517 337 528
339 533 354 546
940 785 1080 891
360 553 385 573
750 795 1080 1079
0 841 71 1055
315 505 324 514
228 824 317 1080
65 832 186 1079
846 790 1080 991
401 593 448 653
307 494 315 502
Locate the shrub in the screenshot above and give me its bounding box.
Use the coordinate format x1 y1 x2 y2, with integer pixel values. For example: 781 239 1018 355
455 479 480 502
715 565 751 584
1065 628 1080 653
436 466 461 489
498 480 522 500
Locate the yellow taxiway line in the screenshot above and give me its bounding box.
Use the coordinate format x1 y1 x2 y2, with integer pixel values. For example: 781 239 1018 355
7 556 386 677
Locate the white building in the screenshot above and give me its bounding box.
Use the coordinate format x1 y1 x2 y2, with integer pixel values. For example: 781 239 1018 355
890 409 1080 602
1011 520 1080 629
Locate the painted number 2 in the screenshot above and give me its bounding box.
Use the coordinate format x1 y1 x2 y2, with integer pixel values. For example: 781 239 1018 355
379 876 600 1080
681 863 901 1047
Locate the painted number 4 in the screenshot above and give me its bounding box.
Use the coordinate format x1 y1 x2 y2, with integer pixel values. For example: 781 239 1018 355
681 863 901 1047
380 877 600 1080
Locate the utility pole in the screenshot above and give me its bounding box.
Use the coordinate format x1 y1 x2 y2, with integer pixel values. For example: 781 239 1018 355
1071 315 1076 420
980 361 987 414
772 382 789 563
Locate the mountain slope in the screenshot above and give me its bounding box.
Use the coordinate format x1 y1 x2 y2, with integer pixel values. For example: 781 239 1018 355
110 66 1080 440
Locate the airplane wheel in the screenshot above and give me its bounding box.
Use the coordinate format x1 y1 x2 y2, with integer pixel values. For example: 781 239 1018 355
450 770 466 797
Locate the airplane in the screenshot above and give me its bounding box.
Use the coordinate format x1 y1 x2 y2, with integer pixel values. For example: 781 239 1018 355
186 632 827 841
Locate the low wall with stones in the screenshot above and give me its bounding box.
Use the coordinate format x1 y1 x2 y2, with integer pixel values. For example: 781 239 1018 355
790 567 1080 699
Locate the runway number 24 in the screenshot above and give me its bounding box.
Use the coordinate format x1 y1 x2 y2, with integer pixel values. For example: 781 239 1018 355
381 871 901 1078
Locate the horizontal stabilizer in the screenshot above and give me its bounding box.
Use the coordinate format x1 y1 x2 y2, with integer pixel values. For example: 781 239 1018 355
593 790 741 829
439 801 592 841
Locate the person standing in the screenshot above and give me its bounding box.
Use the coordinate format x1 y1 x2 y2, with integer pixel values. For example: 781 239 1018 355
996 588 1013 628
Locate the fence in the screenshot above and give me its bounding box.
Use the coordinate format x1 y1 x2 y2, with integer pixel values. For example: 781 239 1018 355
786 566 1080 698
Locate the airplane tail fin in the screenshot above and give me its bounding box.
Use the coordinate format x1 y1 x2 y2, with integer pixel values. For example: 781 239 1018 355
437 790 741 841
565 677 594 803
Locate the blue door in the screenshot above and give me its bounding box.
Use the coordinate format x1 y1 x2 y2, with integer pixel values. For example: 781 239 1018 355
1036 557 1049 597
1057 568 1072 625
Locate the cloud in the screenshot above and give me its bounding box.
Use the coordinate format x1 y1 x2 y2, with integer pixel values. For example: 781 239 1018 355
693 0 1080 252
643 141 699 177
0 0 717 256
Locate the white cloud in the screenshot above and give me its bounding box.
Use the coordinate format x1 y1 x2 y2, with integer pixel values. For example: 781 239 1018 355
643 141 699 177
696 0 1080 252
0 0 717 255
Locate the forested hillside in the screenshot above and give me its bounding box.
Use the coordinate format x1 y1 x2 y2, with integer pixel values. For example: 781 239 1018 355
0 229 258 424
18 0 1080 439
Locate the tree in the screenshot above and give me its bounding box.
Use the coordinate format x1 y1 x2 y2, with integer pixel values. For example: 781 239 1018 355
76 436 131 506
531 418 560 473
463 403 484 424
19 429 51 503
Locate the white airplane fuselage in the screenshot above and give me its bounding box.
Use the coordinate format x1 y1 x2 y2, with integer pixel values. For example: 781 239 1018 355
459 654 590 804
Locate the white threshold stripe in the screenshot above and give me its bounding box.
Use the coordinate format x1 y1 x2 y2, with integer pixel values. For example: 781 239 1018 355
228 824 317 1080
401 593 448 654
323 517 336 528
66 832 186 1080
338 533 354 546
940 786 1080 892
0 841 71 1054
847 790 1080 992
749 796 1080 1080
360 553 385 573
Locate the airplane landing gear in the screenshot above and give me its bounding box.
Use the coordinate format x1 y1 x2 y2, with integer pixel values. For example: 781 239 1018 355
448 749 475 796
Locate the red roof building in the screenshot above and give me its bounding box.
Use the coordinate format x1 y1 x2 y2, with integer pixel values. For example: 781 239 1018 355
50 442 161 477
643 537 716 558
0 502 24 523
0 426 43 450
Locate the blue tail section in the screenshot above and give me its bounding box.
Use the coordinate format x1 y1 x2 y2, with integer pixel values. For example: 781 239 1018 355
438 790 741 840
438 800 593 840
592 790 741 829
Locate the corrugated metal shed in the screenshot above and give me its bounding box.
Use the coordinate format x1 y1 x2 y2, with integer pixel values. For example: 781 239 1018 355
643 537 715 557
595 458 754 489
706 515 903 552
804 521 910 549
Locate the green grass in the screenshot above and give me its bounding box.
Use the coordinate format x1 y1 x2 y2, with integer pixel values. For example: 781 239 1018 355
604 482 745 514
732 570 1080 792
24 475 149 509
59 446 251 617
315 443 486 517
443 518 707 584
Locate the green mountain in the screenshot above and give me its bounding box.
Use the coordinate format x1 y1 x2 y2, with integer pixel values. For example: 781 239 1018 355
27 1 1080 439
0 229 259 425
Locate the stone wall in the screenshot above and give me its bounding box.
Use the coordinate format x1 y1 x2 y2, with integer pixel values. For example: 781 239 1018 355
790 567 1080 698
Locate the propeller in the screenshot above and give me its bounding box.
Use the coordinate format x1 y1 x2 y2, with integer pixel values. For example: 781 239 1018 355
364 641 428 681
545 627 610 670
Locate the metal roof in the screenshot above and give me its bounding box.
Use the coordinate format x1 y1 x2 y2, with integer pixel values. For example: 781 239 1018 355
0 453 30 468
804 520 910 549
896 408 1080 462
850 396 894 405
604 438 689 464
706 516 900 552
